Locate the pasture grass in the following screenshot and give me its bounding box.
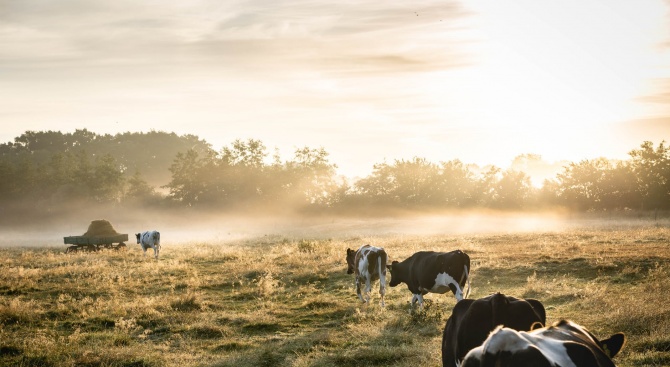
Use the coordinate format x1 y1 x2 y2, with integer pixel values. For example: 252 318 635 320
0 225 669 366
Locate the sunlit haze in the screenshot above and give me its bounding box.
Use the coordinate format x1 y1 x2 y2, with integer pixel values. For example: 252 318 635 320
2 0 670 178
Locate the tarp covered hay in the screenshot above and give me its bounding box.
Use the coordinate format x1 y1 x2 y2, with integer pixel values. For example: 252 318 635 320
83 220 121 237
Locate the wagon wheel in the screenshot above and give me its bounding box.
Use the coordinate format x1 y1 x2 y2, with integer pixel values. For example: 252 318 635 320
65 246 79 253
115 242 127 251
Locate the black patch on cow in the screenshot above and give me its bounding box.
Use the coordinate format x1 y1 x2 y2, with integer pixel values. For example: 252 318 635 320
563 340 606 366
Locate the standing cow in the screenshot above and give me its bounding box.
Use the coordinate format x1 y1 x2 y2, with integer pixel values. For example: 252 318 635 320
346 245 388 307
442 292 546 367
135 230 161 259
387 250 470 307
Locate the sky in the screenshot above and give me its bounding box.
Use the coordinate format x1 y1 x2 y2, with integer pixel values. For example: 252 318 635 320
2 0 670 178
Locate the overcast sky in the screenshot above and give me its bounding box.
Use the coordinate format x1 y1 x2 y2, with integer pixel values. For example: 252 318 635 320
2 0 670 177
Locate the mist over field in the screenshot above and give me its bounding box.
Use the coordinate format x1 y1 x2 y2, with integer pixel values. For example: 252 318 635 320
2 204 666 250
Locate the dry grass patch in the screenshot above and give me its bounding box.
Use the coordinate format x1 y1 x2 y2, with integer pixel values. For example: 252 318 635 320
0 224 668 366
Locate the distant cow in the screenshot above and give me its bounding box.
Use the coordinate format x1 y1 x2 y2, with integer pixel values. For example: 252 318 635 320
346 245 388 307
387 250 470 307
441 292 546 367
135 230 161 259
462 319 625 367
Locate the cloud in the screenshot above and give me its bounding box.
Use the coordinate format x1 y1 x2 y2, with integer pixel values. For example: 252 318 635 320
612 118 670 144
0 0 472 79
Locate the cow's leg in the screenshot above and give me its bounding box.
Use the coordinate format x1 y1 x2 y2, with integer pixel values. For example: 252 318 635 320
379 273 386 308
154 245 159 259
411 293 424 309
355 276 365 303
364 277 372 304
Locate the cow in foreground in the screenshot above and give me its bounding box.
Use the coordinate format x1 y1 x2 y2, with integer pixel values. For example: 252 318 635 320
462 319 625 367
441 292 546 367
346 245 388 307
135 230 161 259
387 250 470 307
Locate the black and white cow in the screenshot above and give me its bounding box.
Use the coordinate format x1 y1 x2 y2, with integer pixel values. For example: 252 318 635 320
346 245 388 307
135 230 161 259
387 250 470 307
441 292 546 367
462 319 625 367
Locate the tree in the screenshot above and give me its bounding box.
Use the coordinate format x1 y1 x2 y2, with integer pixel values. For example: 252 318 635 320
291 147 339 206
124 171 161 205
438 160 476 207
494 169 533 209
628 141 670 210
554 158 635 210
89 154 125 202
221 139 267 168
472 166 501 207
165 149 208 206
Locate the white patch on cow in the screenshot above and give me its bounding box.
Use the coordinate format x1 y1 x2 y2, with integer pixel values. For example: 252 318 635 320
428 272 464 301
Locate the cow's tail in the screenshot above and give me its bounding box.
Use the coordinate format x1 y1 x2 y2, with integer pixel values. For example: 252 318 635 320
462 264 470 299
379 250 388 277
155 231 161 249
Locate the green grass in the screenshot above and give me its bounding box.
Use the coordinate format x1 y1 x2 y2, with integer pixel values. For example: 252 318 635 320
0 225 669 366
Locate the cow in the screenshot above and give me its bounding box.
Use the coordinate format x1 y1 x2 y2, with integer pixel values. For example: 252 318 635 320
387 250 470 307
461 319 625 367
135 230 161 259
346 245 388 307
441 292 546 367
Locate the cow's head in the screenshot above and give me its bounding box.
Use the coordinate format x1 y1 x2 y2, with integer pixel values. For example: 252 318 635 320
346 248 356 274
387 260 401 287
135 233 141 244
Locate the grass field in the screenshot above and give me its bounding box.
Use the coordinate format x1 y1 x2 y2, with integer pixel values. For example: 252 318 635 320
1 218 669 366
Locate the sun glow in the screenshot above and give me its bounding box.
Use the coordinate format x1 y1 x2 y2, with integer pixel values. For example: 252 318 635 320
454 0 669 131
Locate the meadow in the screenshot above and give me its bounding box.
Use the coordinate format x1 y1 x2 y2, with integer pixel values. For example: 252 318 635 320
1 218 669 367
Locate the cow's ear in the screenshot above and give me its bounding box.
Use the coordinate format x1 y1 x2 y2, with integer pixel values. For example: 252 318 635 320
600 333 625 358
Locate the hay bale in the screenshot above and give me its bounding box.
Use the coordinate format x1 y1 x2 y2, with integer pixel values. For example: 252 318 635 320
83 220 121 237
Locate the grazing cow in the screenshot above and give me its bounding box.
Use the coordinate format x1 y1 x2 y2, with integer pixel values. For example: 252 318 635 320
441 292 546 367
462 319 625 367
346 245 388 307
387 250 470 307
135 230 161 259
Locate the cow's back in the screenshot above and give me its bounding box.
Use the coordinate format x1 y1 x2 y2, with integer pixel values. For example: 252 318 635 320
354 245 387 280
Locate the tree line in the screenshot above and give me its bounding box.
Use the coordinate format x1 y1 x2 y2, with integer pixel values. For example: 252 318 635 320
0 130 668 215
